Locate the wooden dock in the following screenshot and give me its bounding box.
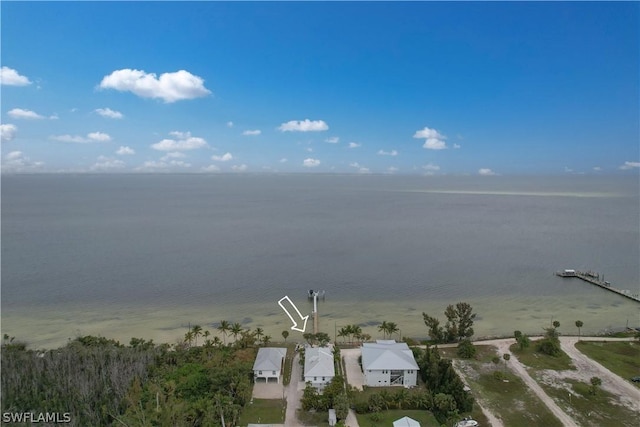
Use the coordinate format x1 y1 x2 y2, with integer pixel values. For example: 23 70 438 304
556 269 640 303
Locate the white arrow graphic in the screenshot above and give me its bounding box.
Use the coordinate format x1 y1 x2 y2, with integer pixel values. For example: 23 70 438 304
278 296 309 332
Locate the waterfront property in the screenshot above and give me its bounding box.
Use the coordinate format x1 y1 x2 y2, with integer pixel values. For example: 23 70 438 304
304 345 335 390
362 340 419 387
253 347 287 383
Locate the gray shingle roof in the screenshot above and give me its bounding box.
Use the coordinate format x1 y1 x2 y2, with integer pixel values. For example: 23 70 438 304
362 340 419 371
304 346 335 377
253 347 287 371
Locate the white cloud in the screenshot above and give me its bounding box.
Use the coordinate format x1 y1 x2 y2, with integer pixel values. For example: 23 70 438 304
278 119 328 132
306 147 313 152
202 164 221 172
95 108 124 119
98 68 212 103
49 114 59 120
478 168 497 176
211 152 233 162
231 164 248 172
87 132 112 142
348 142 361 149
279 158 288 163
2 150 44 172
8 108 45 120
90 156 126 171
169 160 191 168
1 124 17 142
414 126 448 150
161 151 186 160
325 136 339 144
303 158 321 167
377 149 398 156
453 143 461 149
423 138 447 150
423 163 440 172
116 146 135 155
386 166 398 174
0 67 32 86
593 166 602 171
619 161 640 170
349 162 370 174
50 132 112 143
242 129 261 136
226 121 234 128
151 131 207 151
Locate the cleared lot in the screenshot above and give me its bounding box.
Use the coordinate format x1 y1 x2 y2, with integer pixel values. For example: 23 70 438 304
341 348 365 390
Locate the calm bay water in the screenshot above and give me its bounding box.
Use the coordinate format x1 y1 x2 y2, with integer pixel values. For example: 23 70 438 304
2 174 639 348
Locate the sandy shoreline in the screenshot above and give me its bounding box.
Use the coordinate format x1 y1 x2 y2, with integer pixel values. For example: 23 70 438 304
2 292 638 349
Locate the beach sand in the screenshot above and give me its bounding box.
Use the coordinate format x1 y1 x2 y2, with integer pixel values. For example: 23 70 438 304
2 292 637 349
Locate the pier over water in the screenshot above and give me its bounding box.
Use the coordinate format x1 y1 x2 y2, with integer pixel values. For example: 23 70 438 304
556 269 640 303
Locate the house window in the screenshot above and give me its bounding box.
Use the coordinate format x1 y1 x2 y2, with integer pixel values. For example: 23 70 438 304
272 371 276 375
259 371 262 375
322 377 325 381
314 377 317 381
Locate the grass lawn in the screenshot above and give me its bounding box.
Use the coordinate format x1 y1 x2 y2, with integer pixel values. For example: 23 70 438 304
509 343 575 371
438 344 499 363
539 378 639 427
575 341 640 388
356 409 440 427
280 343 297 385
297 409 330 426
238 399 286 425
467 370 563 427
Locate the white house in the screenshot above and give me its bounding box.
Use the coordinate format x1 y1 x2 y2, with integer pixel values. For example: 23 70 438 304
253 347 287 383
393 416 421 427
304 346 335 390
361 340 419 387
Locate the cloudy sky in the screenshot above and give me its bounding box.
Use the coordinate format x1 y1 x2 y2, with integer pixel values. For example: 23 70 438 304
1 2 638 174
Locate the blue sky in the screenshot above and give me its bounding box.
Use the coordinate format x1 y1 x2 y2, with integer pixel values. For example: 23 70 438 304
1 1 638 175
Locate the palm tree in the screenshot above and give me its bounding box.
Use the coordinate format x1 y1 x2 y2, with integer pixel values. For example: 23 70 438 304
254 327 264 344
192 325 202 346
184 330 194 348
575 320 583 340
261 335 272 346
378 321 389 339
230 322 243 342
282 330 289 343
217 320 231 345
337 327 348 344
386 322 399 340
352 325 362 343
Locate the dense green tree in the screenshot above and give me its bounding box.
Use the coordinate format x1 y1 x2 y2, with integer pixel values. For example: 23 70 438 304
281 330 289 342
457 339 477 359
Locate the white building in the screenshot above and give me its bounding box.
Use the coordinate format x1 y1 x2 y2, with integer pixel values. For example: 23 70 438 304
361 340 419 387
253 347 287 383
304 346 335 390
393 416 421 427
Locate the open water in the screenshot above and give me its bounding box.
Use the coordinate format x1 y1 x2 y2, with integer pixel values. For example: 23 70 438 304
2 174 638 348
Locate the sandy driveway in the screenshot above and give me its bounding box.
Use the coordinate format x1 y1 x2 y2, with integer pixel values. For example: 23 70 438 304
284 353 303 426
341 348 365 391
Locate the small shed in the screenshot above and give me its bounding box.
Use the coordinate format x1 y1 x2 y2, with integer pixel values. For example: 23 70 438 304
393 416 421 427
328 409 337 426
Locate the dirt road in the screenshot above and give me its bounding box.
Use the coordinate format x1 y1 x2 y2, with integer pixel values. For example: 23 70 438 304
284 354 303 427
